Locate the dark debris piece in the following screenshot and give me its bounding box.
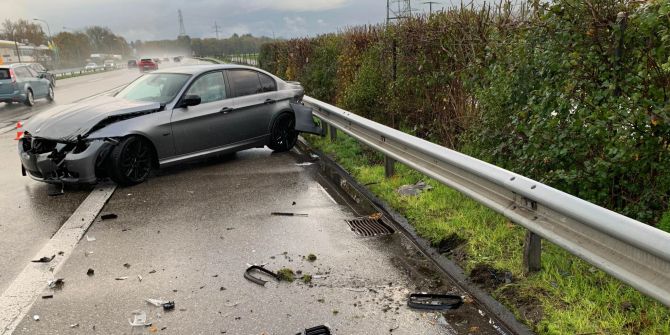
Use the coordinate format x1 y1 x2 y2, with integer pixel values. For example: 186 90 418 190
407 293 463 310
163 301 175 311
244 265 280 286
31 255 55 263
87 268 95 276
303 325 331 335
100 213 118 220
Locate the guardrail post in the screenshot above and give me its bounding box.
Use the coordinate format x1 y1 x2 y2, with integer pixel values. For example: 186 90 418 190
385 156 395 178
329 124 337 141
523 230 542 273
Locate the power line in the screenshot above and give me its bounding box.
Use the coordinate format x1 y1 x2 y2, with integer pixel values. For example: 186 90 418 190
423 1 440 15
178 9 186 36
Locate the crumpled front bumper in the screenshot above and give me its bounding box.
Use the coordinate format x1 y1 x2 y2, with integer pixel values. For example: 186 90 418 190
18 138 112 184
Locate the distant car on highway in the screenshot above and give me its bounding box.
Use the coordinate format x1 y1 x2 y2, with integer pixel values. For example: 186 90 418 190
163 57 170 63
173 56 181 63
18 64 323 185
138 58 158 72
84 63 98 70
127 59 137 68
27 63 56 87
0 63 54 106
103 60 116 70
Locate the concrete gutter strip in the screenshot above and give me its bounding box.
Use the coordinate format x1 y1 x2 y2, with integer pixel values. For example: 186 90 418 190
0 183 116 335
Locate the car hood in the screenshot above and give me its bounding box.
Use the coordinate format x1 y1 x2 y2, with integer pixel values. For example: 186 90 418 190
24 95 161 142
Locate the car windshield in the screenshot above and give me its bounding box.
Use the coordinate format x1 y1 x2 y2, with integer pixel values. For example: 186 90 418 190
115 73 189 104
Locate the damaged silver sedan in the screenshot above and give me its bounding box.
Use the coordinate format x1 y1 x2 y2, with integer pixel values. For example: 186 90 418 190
18 64 323 186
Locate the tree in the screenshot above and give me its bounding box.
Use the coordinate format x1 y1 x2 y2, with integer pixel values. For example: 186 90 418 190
1 19 47 45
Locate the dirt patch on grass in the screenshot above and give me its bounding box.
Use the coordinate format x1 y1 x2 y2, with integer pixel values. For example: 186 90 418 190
432 233 467 254
498 285 545 325
469 263 514 289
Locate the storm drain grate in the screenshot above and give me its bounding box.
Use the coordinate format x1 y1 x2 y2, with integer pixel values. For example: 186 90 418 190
345 214 394 237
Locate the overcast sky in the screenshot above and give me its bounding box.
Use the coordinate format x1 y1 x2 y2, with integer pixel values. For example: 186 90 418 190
0 0 470 41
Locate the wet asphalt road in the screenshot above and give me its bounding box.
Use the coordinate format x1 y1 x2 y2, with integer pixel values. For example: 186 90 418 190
12 150 501 334
1 60 504 334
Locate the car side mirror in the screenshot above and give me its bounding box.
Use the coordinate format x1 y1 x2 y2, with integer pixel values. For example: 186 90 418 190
180 94 201 108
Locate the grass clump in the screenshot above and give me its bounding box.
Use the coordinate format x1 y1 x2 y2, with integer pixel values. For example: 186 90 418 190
277 268 295 282
306 254 317 262
301 274 313 283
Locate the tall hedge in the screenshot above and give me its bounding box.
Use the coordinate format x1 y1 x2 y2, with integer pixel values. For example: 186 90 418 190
259 0 670 226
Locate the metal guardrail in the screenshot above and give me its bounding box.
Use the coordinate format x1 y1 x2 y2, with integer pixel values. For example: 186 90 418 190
53 65 126 78
302 95 670 307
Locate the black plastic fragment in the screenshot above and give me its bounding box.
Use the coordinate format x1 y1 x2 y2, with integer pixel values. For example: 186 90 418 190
407 293 463 310
101 213 118 220
87 268 95 276
271 212 308 217
32 255 55 263
244 265 280 286
304 325 331 335
163 301 175 311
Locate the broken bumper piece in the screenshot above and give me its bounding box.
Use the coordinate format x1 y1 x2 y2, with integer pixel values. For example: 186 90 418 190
18 137 112 184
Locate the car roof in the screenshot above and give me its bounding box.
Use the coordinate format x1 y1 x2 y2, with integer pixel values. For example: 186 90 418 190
0 63 26 69
153 64 270 75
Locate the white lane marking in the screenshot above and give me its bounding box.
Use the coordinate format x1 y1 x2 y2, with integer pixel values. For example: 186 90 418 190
0 183 116 335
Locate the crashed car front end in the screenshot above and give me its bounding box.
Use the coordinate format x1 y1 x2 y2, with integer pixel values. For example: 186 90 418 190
18 133 114 184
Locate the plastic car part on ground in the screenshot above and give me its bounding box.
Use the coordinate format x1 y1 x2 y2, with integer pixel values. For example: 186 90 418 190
270 212 308 217
397 181 433 196
128 310 151 327
244 265 280 286
31 254 55 263
100 213 118 220
407 293 464 310
304 325 331 335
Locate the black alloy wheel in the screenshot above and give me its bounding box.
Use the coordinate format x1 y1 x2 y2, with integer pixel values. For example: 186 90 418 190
268 113 298 152
108 136 153 185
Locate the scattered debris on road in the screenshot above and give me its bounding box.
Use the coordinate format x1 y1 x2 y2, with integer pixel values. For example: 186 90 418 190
100 213 118 220
303 325 331 334
146 298 169 307
397 181 433 196
271 212 308 217
123 263 131 268
69 323 79 328
306 254 317 262
163 301 175 311
115 276 128 280
128 310 151 327
33 315 40 321
41 294 53 299
138 275 143 282
295 162 314 166
407 293 463 310
86 235 96 242
87 268 95 276
47 278 64 289
31 254 55 263
244 265 280 286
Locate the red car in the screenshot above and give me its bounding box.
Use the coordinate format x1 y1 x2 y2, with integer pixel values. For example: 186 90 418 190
138 58 158 72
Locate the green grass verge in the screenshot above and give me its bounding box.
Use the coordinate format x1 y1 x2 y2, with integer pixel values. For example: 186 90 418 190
305 132 670 335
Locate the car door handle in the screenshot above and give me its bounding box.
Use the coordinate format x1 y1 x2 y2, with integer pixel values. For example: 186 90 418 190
219 107 234 114
264 99 276 104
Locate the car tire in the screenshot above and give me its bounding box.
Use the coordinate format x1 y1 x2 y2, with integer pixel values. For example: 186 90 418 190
24 89 34 107
107 136 154 186
268 113 298 152
46 85 54 102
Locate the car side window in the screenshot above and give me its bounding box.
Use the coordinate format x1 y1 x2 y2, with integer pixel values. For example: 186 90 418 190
26 67 39 77
228 70 262 97
259 73 276 92
185 71 226 104
14 67 29 78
